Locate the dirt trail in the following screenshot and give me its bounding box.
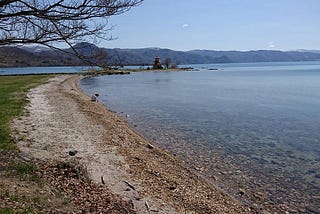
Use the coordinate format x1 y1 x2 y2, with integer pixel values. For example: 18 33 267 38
13 75 252 213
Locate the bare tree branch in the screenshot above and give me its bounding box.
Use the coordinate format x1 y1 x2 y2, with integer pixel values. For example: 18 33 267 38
0 0 143 67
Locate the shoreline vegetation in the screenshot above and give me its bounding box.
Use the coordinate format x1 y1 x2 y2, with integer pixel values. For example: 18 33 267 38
1 74 252 213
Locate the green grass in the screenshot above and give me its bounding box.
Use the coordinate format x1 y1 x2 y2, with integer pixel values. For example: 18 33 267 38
8 162 42 185
0 75 52 150
0 208 14 214
11 163 38 175
0 207 34 214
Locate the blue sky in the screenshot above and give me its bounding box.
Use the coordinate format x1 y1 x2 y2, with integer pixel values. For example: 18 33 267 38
102 0 320 51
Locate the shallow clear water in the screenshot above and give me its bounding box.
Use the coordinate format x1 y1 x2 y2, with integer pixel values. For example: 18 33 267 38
80 61 320 212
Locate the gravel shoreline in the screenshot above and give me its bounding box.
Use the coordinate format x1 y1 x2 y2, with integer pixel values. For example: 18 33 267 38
13 75 252 213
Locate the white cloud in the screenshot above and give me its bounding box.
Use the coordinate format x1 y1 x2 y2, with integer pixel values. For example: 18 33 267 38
268 41 275 48
182 24 189 28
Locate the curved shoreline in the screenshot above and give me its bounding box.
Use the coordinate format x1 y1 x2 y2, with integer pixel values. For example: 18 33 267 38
13 74 252 213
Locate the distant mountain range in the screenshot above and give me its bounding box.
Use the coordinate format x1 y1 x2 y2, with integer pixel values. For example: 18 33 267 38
294 49 320 54
1 42 320 67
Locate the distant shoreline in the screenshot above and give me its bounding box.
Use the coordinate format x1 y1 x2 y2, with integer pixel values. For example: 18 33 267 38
0 67 195 77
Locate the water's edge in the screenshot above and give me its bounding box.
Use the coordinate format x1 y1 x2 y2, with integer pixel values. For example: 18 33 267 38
79 63 320 213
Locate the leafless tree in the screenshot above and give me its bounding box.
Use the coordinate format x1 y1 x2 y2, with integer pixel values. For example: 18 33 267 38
0 0 142 66
163 57 171 69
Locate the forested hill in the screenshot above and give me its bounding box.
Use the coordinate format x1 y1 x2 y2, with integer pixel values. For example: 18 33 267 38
1 43 320 67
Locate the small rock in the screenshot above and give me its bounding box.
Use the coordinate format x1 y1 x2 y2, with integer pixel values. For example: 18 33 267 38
169 186 176 191
307 169 316 174
128 200 134 209
68 149 78 156
238 189 245 196
91 95 97 102
147 143 154 149
21 156 31 162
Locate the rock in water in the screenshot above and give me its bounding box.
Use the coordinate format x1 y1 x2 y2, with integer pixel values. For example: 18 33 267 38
238 189 245 196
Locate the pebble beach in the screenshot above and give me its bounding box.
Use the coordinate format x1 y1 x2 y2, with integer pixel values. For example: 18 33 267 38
12 75 252 213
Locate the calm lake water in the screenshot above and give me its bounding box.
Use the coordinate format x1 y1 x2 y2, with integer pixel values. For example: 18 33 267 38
0 66 89 75
80 61 320 213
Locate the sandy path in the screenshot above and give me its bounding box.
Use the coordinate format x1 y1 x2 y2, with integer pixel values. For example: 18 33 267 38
13 75 252 213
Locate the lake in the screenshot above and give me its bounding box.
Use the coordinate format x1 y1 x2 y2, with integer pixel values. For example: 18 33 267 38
0 65 141 75
0 66 89 75
80 61 320 213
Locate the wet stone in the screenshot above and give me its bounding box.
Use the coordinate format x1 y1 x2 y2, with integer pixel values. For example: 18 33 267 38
238 189 245 196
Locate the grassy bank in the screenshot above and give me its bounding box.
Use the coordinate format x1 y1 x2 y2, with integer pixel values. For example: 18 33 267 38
0 75 53 213
0 75 51 150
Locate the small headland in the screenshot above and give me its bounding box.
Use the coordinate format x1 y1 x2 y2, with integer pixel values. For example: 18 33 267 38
82 67 195 77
